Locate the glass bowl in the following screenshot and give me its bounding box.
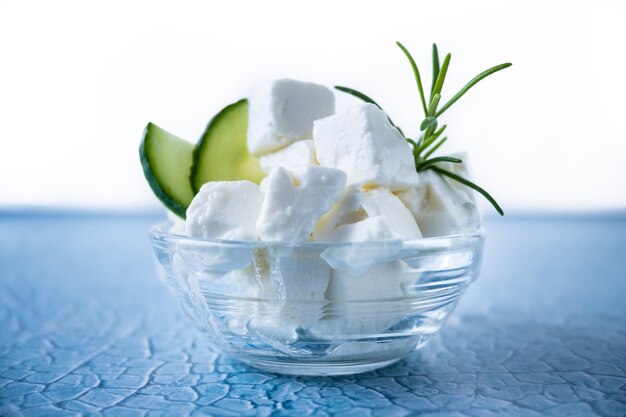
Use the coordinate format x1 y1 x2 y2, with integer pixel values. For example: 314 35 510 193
149 223 485 376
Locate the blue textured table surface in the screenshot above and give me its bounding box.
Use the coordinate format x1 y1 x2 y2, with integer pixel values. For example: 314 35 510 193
1 212 625 417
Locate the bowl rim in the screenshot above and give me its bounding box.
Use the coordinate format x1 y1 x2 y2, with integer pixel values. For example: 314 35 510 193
149 222 486 250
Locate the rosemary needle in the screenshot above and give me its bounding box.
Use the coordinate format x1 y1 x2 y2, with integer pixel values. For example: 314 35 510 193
396 41 428 116
430 43 440 100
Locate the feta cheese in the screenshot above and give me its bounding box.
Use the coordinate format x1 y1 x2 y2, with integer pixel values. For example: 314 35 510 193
257 165 347 242
313 188 422 242
186 181 263 241
270 255 330 328
247 79 335 156
259 175 271 194
208 266 261 335
313 103 419 190
250 316 299 342
259 140 317 173
310 261 416 338
396 170 480 237
250 251 331 341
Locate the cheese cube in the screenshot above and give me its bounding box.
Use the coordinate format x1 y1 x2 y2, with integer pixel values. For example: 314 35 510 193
313 188 422 242
396 170 480 237
208 266 261 336
269 255 330 328
185 181 263 241
250 251 331 341
259 140 317 173
247 79 335 156
313 103 419 190
309 261 416 338
257 165 347 242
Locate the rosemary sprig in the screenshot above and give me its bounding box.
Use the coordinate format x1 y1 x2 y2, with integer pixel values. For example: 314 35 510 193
334 41 511 215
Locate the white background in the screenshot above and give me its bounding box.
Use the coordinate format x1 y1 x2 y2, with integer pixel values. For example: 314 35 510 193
1 0 625 213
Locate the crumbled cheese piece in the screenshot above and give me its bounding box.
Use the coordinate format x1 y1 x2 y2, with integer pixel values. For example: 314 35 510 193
185 181 262 240
313 103 419 190
310 261 415 337
396 170 480 237
257 165 346 242
250 253 331 341
313 187 422 242
247 79 335 156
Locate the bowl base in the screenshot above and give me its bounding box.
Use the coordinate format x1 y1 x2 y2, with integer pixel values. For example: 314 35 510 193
239 357 402 376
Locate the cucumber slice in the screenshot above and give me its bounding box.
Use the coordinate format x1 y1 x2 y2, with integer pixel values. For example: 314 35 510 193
140 123 195 219
191 99 265 192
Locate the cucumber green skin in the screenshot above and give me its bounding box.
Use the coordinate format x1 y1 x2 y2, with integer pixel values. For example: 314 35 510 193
190 99 265 193
139 123 195 219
